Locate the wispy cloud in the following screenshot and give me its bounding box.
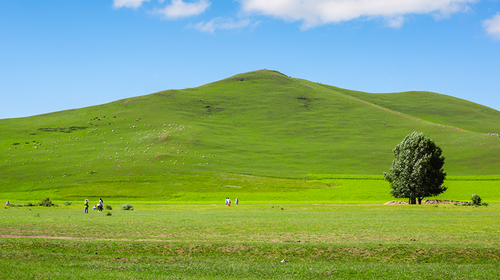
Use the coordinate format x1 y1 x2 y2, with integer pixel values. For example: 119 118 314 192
189 17 254 33
385 15 405 28
483 14 500 40
113 0 149 9
240 0 477 29
155 0 211 19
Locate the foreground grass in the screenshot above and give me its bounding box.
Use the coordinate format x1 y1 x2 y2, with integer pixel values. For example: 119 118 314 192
1 204 499 279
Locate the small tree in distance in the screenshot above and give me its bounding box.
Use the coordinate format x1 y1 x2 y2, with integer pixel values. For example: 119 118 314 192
384 132 447 204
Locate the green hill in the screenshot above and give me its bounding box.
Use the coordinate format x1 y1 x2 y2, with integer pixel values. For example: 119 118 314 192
1 69 499 201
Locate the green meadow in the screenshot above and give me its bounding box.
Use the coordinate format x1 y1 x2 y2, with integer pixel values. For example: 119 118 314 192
1 204 500 279
1 70 500 202
2 174 500 205
1 69 500 278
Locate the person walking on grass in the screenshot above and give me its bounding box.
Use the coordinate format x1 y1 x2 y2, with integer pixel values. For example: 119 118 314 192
84 199 89 214
235 197 239 206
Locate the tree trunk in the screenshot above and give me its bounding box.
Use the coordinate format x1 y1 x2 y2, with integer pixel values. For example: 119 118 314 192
409 197 417 204
418 198 423 204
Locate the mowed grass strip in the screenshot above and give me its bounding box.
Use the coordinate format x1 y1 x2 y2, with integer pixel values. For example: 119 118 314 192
2 174 498 204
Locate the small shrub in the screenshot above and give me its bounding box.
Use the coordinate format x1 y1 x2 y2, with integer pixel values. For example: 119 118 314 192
121 203 134 210
39 197 54 207
6 203 21 207
24 202 34 207
105 205 112 210
456 195 488 207
64 201 72 206
106 211 112 216
471 194 482 205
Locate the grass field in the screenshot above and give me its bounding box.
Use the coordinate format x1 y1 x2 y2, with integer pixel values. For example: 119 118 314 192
1 69 499 278
1 174 499 204
1 70 500 203
1 203 499 279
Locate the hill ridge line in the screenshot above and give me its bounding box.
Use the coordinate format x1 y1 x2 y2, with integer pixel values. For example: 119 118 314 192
297 79 468 132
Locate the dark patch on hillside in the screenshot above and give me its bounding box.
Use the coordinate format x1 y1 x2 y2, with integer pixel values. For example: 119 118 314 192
38 126 88 133
297 96 312 108
205 106 223 113
228 75 250 82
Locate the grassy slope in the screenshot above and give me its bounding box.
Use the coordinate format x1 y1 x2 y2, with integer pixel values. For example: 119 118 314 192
318 84 500 134
1 70 499 201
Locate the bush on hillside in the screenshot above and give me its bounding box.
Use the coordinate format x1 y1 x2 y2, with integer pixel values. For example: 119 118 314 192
471 194 482 205
64 201 72 206
105 205 112 210
39 197 54 207
455 194 488 207
121 203 134 210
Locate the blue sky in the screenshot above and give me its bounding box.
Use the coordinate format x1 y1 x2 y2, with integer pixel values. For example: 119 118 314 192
1 0 499 119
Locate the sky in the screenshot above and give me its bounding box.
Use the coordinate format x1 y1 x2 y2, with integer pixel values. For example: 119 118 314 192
1 0 499 119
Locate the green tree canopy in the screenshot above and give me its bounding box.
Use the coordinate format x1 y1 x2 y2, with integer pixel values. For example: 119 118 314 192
384 132 447 204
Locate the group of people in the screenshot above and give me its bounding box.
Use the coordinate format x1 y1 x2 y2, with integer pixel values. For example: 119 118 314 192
225 197 239 206
84 198 103 213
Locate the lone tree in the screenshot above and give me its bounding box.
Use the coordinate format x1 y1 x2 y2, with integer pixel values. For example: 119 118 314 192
384 132 447 204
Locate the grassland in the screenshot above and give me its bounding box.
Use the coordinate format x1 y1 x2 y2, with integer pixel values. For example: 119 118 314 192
1 174 499 205
1 70 500 278
1 204 499 279
1 70 499 202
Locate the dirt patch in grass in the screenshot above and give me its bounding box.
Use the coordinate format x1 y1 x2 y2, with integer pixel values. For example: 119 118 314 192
384 200 468 205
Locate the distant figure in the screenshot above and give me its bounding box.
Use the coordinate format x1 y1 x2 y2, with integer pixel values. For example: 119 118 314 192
6 201 10 206
98 198 103 212
84 199 89 214
228 198 231 206
235 197 239 206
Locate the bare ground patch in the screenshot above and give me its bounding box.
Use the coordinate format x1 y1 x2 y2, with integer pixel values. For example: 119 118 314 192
384 200 468 205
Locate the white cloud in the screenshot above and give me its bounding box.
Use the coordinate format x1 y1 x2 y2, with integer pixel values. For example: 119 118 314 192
156 0 211 19
483 14 500 40
385 15 405 28
189 17 253 33
113 0 149 9
240 0 477 29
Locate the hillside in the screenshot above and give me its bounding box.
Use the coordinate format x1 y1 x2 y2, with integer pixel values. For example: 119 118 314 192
316 84 500 134
1 69 499 201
